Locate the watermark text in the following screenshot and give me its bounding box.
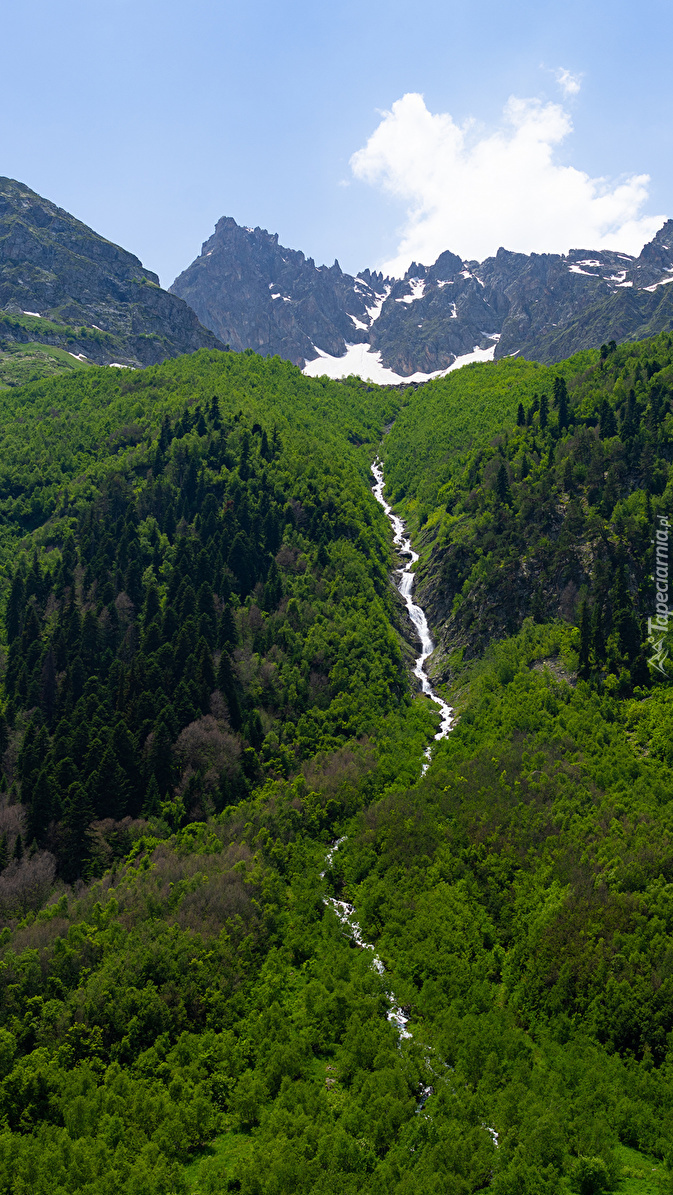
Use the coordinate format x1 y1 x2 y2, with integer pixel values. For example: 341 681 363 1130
648 515 670 677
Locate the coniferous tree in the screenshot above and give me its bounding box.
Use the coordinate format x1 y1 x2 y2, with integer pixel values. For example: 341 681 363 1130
197 582 217 646
495 462 511 506
124 559 143 609
65 596 81 654
263 559 282 612
621 389 639 439
246 710 264 751
61 782 94 881
142 774 161 818
142 580 160 626
611 567 640 662
148 720 173 797
554 377 569 431
81 610 100 670
599 399 617 439
21 605 41 652
217 651 242 730
210 394 221 427
26 549 43 604
228 531 254 595
0 713 8 771
141 617 162 656
58 534 77 594
196 638 216 711
40 647 57 727
28 769 53 845
6 573 25 643
91 744 129 820
173 681 197 731
178 582 197 623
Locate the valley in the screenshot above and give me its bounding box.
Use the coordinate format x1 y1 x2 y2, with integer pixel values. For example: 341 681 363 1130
0 172 672 1193
0 331 668 1192
6 0 673 1172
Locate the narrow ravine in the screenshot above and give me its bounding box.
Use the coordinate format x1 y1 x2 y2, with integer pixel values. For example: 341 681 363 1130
371 458 453 767
319 459 462 1108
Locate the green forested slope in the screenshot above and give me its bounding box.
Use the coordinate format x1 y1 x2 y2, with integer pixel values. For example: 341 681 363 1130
0 350 439 1194
333 621 673 1193
0 343 671 1193
0 348 403 566
383 335 673 680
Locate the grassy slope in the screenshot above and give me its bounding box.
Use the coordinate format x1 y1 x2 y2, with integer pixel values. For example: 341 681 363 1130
381 349 596 526
0 341 90 389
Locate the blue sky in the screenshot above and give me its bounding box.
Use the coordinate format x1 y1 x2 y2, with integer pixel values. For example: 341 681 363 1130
4 0 672 284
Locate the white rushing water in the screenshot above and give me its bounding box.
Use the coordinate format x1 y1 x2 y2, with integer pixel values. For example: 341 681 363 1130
320 477 499 1143
323 838 411 1039
320 462 456 1063
371 458 453 769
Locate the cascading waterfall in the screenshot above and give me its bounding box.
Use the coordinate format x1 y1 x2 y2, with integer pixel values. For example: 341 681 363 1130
320 460 499 1143
320 459 462 1113
370 459 453 768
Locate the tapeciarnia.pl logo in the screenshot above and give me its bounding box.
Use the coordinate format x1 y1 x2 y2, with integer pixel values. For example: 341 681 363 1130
648 515 670 677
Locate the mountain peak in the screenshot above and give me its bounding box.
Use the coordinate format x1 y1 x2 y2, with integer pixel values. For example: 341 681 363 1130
171 215 673 379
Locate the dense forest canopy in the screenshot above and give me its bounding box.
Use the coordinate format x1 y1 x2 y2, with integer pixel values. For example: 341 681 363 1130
0 342 670 1193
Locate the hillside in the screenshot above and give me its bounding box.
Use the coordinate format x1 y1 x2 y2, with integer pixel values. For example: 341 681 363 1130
0 344 671 1192
0 178 223 382
171 214 673 379
382 333 673 684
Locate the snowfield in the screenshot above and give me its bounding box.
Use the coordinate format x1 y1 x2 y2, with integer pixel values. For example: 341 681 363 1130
302 341 496 384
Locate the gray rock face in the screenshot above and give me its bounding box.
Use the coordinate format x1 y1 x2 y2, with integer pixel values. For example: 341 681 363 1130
484 234 673 361
171 216 673 374
170 217 387 366
0 178 223 367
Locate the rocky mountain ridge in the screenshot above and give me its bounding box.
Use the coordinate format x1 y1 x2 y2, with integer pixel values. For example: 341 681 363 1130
0 177 223 370
171 216 673 377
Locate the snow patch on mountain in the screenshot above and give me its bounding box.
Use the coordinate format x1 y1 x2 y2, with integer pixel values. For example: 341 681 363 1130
643 275 673 292
396 280 426 304
302 341 496 384
365 285 391 324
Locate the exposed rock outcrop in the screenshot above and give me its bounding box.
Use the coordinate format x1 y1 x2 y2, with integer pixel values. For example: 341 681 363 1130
171 215 673 375
0 177 223 368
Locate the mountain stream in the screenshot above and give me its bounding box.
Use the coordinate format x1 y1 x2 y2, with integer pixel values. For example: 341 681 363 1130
371 458 453 767
320 459 460 1113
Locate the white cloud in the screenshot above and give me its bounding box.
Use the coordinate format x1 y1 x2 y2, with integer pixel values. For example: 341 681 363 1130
556 67 582 97
350 93 664 276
